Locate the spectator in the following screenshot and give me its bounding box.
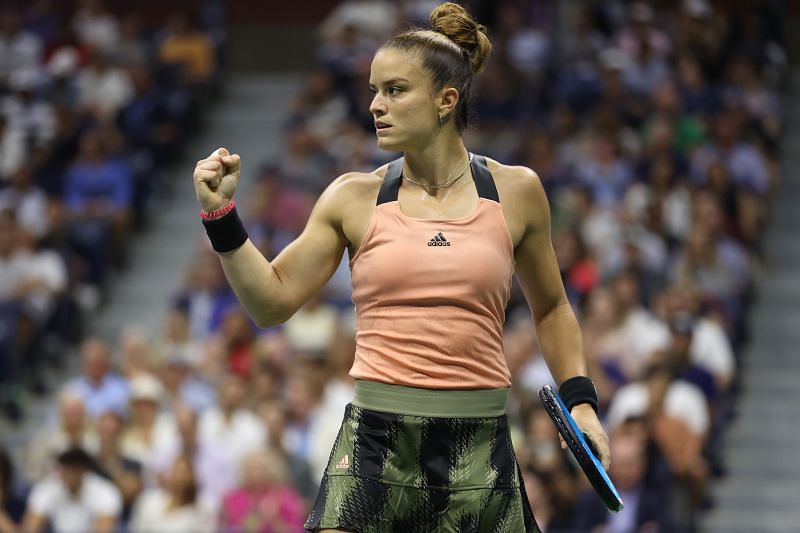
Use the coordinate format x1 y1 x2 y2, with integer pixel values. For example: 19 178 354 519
157 13 216 88
690 111 770 194
75 49 133 121
130 455 214 533
2 67 57 149
0 9 43 81
94 410 143 525
0 168 51 239
283 293 340 357
150 405 230 510
661 283 736 392
174 250 237 339
64 128 133 283
199 374 266 464
116 325 155 379
572 432 673 531
257 399 316 504
196 374 265 501
607 362 710 520
23 447 122 533
72 0 119 52
606 271 671 381
117 65 180 169
65 336 129 419
26 390 98 481
220 450 306 533
155 306 206 369
158 352 216 413
607 361 710 443
111 13 147 67
119 373 178 481
574 133 633 209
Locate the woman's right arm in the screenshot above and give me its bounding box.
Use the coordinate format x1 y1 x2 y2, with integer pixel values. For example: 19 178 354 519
193 148 348 328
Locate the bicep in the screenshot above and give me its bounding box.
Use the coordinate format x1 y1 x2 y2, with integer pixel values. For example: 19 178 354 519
269 191 347 313
512 173 568 319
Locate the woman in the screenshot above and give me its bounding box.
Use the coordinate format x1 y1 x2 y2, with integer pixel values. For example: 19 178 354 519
129 455 214 533
193 4 609 531
219 449 306 533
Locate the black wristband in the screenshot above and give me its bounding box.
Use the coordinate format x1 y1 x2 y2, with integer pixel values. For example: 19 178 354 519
558 376 599 414
202 206 249 253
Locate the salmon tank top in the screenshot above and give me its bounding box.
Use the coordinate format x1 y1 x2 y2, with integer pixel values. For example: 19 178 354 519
349 154 515 389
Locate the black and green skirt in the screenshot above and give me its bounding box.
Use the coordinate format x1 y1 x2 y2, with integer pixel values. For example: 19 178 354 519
304 380 540 532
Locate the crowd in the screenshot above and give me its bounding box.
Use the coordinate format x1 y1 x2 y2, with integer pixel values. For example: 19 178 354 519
0 0 787 532
0 0 226 527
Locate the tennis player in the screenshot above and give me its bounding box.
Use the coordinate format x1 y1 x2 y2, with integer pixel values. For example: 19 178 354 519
193 3 609 531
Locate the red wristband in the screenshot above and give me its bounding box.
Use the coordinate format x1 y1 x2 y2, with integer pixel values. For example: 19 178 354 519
200 200 235 220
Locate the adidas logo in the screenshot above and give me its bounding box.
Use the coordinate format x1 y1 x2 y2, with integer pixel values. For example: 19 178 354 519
334 454 350 470
428 232 451 247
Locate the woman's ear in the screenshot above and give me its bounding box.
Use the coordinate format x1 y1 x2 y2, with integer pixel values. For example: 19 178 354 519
438 87 460 122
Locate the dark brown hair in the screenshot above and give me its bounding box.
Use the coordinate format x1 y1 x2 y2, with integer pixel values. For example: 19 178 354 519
381 2 492 133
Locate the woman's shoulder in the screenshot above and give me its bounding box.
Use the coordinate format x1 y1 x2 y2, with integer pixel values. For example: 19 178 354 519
318 166 387 210
481 157 550 237
483 156 542 192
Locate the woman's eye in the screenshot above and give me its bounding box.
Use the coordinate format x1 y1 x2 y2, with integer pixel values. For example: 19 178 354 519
388 87 402 95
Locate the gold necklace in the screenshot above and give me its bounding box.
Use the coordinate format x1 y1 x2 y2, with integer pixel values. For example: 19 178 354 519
403 153 473 195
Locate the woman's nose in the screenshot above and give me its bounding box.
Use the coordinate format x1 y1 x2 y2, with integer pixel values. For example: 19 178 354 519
369 93 386 116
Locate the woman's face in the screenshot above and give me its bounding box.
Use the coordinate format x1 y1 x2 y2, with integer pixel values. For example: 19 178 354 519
369 48 442 152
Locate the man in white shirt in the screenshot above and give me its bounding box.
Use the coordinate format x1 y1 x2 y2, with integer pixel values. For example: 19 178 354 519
23 447 121 533
196 374 265 502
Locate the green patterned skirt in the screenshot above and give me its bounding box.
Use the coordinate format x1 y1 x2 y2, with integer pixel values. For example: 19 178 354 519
304 380 540 532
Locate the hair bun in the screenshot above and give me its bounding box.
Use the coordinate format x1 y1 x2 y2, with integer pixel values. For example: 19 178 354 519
429 2 491 74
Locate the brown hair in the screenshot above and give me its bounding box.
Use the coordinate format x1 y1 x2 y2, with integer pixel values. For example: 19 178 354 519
381 2 492 133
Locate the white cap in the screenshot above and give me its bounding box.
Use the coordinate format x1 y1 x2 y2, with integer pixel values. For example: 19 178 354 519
47 48 80 77
129 373 163 402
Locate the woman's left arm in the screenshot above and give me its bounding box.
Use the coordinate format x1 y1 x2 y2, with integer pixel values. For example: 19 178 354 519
510 167 610 469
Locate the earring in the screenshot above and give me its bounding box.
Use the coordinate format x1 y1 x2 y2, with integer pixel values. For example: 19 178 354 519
438 112 446 125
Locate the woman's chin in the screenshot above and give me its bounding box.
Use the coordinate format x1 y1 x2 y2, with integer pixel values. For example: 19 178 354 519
376 136 404 152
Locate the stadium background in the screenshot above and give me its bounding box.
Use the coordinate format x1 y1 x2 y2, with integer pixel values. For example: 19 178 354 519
0 0 796 531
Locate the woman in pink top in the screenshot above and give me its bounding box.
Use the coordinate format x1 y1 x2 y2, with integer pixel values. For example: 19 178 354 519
192 3 609 532
220 450 306 533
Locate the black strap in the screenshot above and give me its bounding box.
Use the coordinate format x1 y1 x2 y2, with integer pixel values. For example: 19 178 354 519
376 157 404 205
375 153 500 205
471 154 500 202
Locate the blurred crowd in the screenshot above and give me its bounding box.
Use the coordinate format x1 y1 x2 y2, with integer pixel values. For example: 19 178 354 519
0 0 224 423
0 0 227 527
0 0 788 532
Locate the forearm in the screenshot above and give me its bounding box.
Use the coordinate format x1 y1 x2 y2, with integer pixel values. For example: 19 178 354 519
218 240 292 327
535 302 588 384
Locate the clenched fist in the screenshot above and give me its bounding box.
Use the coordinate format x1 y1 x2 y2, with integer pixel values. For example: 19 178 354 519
193 147 241 212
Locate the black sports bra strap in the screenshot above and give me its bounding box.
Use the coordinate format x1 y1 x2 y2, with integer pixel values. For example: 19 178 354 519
471 154 500 202
376 156 404 205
